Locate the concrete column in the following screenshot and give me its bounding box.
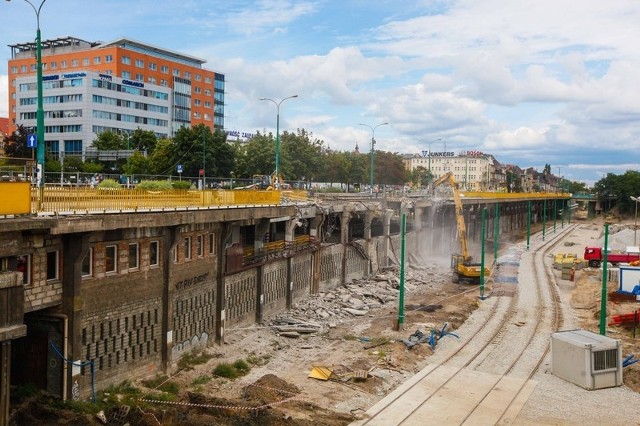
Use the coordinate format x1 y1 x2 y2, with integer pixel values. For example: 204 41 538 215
216 223 233 344
161 227 178 370
255 219 270 250
341 210 351 283
364 211 374 277
62 233 89 397
382 209 393 268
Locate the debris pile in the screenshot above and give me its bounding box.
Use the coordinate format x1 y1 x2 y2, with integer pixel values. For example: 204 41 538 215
266 265 448 337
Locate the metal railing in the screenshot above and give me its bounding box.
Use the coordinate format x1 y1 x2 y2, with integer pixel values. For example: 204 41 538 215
30 187 282 214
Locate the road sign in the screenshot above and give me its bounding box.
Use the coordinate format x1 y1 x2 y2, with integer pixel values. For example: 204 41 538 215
177 165 183 174
27 134 37 148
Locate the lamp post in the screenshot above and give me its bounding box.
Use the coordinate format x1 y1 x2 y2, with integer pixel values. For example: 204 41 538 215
8 0 47 187
359 122 388 193
260 95 298 184
420 138 441 176
631 196 639 247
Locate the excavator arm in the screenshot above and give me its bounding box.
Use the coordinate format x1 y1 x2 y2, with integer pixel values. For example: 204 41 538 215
433 172 469 261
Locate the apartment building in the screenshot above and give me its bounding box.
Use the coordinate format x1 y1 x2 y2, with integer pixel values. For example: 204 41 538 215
7 36 224 156
405 149 498 191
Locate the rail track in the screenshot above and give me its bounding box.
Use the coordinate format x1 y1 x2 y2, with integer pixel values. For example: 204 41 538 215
352 224 577 425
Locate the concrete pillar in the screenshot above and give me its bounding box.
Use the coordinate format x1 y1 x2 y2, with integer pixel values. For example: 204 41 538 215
341 210 351 283
161 227 178 369
364 211 375 277
382 209 394 268
62 233 90 397
255 219 270 250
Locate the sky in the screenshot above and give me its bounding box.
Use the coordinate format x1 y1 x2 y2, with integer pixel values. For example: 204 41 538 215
1 0 639 186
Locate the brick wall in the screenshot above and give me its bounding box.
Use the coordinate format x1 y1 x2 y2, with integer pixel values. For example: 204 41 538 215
262 259 288 317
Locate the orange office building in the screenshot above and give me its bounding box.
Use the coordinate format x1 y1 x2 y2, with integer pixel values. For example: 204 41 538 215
7 36 224 156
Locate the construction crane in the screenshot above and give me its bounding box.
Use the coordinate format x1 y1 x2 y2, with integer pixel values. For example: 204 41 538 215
433 172 489 283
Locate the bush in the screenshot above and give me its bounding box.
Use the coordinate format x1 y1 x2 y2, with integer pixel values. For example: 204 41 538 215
97 178 121 188
212 359 252 379
171 180 193 190
136 180 173 190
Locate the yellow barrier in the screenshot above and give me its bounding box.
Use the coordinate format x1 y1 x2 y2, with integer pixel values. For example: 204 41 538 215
34 187 281 214
462 192 570 199
0 182 31 215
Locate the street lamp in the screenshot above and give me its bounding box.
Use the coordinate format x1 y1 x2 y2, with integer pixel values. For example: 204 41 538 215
421 138 442 175
7 0 48 187
259 95 298 185
631 196 639 247
359 122 388 193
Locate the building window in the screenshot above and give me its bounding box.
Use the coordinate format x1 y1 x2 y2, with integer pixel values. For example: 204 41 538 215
173 68 180 77
46 250 59 281
135 59 144 68
161 65 169 74
50 61 57 69
93 56 101 64
72 59 79 67
184 71 191 79
83 58 89 66
105 245 117 273
129 243 139 269
11 66 18 73
195 74 201 81
197 235 203 257
194 86 201 94
105 55 113 63
122 71 131 79
122 56 131 65
149 62 157 71
184 237 191 260
60 60 67 69
209 233 215 254
136 73 144 82
148 76 156 84
81 248 93 277
150 241 159 266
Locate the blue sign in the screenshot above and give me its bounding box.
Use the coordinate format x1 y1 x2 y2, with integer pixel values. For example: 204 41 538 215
177 165 183 174
27 134 37 148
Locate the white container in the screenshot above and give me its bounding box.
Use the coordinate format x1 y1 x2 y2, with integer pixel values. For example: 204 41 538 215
551 329 622 390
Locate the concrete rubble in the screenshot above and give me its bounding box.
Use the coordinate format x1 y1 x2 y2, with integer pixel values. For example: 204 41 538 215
267 265 449 337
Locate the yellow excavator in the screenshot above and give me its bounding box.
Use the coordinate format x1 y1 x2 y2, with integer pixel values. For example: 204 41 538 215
433 172 490 283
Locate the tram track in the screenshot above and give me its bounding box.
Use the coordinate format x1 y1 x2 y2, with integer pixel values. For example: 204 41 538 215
353 224 578 425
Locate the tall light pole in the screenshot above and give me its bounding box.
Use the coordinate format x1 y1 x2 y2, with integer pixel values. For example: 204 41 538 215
631 196 639 247
260 95 298 184
359 122 388 193
8 0 47 187
420 138 441 175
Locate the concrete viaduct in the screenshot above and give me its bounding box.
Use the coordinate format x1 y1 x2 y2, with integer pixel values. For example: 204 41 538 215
0 187 570 417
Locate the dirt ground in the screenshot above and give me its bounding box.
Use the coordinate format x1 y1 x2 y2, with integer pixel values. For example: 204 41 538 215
9 216 640 425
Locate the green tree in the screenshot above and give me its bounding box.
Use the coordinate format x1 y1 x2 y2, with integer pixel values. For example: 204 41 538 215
2 125 33 159
280 129 324 181
123 151 152 176
92 131 126 150
234 132 275 178
373 151 408 185
410 166 433 187
594 170 640 214
129 128 158 154
149 138 178 176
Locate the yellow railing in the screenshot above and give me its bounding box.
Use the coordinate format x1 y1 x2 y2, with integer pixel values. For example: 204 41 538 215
461 191 571 200
29 187 282 214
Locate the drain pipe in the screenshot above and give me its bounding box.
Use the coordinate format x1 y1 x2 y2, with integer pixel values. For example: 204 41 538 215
48 313 69 401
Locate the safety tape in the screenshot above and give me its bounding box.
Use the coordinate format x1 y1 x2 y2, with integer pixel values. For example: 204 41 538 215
140 381 302 411
139 393 300 411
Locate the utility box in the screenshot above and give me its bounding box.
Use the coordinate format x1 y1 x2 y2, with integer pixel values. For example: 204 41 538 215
551 329 622 390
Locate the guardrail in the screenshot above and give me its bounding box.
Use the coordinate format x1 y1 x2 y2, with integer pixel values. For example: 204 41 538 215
24 187 282 215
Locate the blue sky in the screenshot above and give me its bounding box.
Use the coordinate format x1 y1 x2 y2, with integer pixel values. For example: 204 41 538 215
2 0 639 186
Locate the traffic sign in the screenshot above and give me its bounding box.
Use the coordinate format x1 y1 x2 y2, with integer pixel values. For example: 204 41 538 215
177 164 183 174
27 134 37 148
